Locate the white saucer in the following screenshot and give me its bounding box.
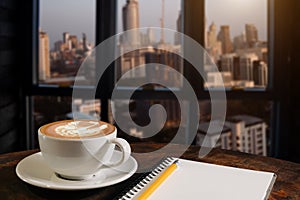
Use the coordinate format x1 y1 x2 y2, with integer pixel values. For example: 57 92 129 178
16 151 138 190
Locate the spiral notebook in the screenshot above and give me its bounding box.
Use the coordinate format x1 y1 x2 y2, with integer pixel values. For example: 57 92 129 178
117 157 277 200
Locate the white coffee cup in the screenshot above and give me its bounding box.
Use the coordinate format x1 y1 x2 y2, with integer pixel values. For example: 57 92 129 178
38 120 131 180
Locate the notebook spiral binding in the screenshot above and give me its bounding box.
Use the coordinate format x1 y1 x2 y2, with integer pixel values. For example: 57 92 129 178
118 157 177 200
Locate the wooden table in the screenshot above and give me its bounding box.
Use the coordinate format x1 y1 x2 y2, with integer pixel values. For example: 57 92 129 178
0 143 299 199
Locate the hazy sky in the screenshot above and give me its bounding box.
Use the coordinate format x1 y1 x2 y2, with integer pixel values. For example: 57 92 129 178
40 0 267 48
117 0 181 32
117 0 181 43
40 0 96 48
206 0 267 40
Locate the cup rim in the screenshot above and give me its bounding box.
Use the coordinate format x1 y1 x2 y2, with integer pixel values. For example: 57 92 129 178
38 120 116 141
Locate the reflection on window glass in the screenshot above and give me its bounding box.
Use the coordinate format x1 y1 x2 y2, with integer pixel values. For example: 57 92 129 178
39 0 95 86
196 100 272 156
205 0 268 90
116 0 183 89
111 99 188 143
33 96 101 147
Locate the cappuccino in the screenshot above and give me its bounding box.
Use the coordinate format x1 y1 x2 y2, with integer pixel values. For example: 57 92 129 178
40 120 115 139
38 119 131 179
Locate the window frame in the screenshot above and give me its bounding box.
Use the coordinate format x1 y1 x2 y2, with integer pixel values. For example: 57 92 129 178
28 0 275 98
23 0 280 157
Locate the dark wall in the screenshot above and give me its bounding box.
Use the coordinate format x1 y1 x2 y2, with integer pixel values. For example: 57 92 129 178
273 0 300 163
0 0 22 153
289 0 300 162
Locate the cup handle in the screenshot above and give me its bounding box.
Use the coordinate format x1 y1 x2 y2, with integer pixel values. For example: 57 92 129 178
107 138 131 167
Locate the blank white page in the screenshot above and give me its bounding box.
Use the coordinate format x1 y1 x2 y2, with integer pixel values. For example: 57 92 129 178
148 159 276 200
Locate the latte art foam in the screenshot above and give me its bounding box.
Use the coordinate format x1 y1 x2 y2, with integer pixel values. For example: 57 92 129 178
55 121 108 137
40 120 115 139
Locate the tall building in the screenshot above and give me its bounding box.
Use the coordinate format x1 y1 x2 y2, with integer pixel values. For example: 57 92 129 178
63 32 69 44
197 115 267 156
233 56 241 80
239 53 258 81
118 0 142 80
207 22 217 47
253 61 268 86
39 31 50 81
82 33 90 52
139 28 155 47
62 32 72 50
174 11 182 45
147 27 155 45
220 53 236 73
117 48 146 80
54 40 63 52
144 49 182 87
233 32 246 50
206 22 222 62
218 25 233 54
159 0 165 44
225 115 267 156
122 0 140 47
69 35 78 49
245 24 258 48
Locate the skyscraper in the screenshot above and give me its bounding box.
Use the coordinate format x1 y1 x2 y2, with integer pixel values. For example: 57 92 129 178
147 27 155 45
69 35 78 49
62 32 71 50
118 0 142 80
233 56 241 80
160 0 165 44
144 50 182 87
122 0 140 47
63 32 69 44
174 11 182 45
253 61 268 86
220 53 236 73
39 31 50 81
233 32 247 50
207 22 217 47
82 33 89 52
218 25 233 54
245 24 258 48
207 22 222 62
239 53 258 81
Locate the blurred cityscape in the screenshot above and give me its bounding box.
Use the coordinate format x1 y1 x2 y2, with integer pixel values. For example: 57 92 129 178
36 0 270 156
115 0 183 89
39 30 95 85
204 22 268 89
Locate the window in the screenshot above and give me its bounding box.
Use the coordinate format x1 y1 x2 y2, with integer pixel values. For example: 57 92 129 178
112 99 188 143
39 0 96 86
204 0 268 90
115 0 183 90
25 0 279 157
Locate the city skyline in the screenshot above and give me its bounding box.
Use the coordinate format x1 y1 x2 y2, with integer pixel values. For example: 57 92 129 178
40 0 267 87
40 0 96 49
205 21 268 89
40 0 267 48
39 0 267 154
206 0 267 41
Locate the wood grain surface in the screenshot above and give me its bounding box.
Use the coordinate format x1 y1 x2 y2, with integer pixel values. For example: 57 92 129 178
0 143 299 199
